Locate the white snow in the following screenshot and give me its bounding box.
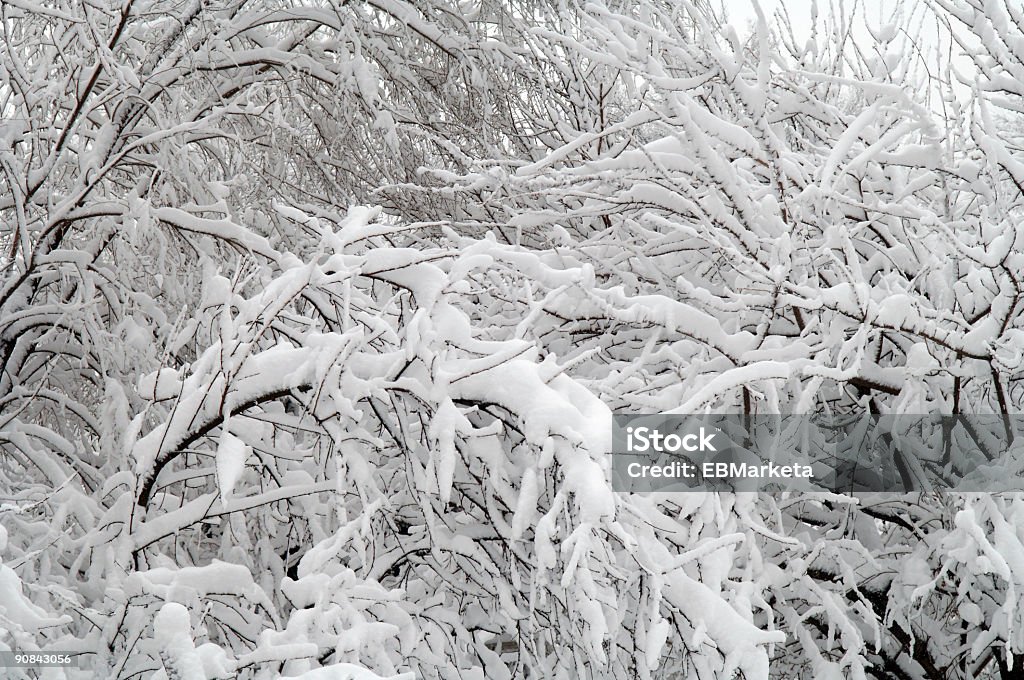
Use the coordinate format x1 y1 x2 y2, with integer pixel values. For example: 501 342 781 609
216 429 249 506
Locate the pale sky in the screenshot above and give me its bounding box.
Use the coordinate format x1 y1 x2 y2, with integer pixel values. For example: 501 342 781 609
723 0 976 103
725 0 910 38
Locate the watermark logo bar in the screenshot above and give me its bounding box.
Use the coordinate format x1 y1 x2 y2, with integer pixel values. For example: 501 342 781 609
611 414 1024 493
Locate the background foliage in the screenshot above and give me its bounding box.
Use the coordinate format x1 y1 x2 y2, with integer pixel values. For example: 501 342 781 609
3 0 1024 678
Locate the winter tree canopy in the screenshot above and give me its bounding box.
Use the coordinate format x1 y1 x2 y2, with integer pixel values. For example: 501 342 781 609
3 0 1024 678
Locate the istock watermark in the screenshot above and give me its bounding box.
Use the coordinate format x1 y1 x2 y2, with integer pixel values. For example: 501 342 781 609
624 425 718 452
611 414 1024 493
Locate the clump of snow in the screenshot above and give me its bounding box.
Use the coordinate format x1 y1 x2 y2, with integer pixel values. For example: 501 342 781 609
153 602 206 679
0 564 72 633
216 429 249 506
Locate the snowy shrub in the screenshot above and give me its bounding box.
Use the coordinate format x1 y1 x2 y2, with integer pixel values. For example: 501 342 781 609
3 0 1024 678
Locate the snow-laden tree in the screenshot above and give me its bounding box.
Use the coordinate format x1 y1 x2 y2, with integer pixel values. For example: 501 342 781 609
0 0 590 676
405 0 1024 678
4 0 1024 678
